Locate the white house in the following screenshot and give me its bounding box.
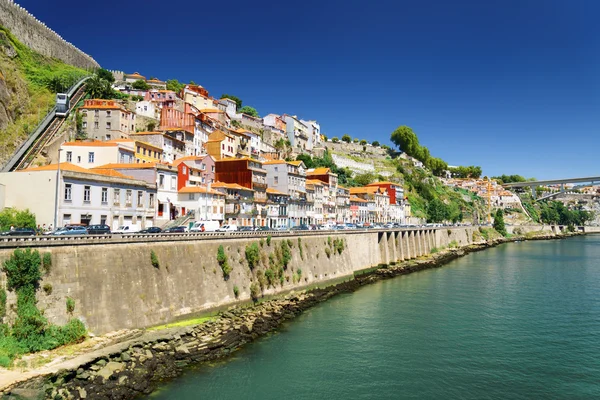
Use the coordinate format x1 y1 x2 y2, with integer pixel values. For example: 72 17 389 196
60 140 135 168
0 163 157 229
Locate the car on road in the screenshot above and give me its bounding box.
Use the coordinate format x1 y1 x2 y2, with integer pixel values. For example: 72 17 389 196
53 226 88 235
190 221 220 232
238 226 256 232
291 224 311 231
4 227 36 236
138 227 162 234
256 226 272 232
112 225 139 234
217 224 238 232
87 224 111 235
164 226 186 233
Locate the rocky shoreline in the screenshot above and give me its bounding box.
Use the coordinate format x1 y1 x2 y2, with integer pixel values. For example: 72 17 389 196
1 232 580 400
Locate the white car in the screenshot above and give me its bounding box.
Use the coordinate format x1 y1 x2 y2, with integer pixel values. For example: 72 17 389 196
190 221 220 232
217 224 238 232
112 225 139 234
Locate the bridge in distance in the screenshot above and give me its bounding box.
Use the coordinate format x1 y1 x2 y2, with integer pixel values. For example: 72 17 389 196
503 176 600 200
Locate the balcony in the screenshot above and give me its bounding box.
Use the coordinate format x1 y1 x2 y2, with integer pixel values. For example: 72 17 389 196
253 182 268 190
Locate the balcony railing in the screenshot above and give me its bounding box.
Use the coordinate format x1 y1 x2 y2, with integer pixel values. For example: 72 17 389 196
253 182 268 190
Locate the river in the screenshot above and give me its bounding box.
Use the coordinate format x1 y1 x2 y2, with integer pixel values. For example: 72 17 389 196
151 235 600 399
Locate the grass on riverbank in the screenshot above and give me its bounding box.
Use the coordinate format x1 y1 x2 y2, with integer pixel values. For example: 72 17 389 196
147 316 216 331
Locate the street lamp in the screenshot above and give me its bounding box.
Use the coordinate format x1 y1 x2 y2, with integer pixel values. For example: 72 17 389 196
53 148 63 231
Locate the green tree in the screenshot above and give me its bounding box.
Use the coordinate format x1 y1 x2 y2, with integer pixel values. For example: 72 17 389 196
493 209 507 236
220 94 242 109
391 126 420 155
354 172 375 186
14 209 36 229
332 137 339 143
372 141 380 147
426 198 448 223
360 139 367 145
132 79 150 90
238 106 259 117
96 68 115 84
341 134 351 143
86 74 112 99
166 79 185 93
426 157 448 177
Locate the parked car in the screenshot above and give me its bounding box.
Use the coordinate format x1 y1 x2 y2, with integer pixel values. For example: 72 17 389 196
238 226 256 232
217 224 238 232
5 227 36 236
112 225 139 234
53 226 87 235
87 224 111 235
138 227 162 234
190 221 220 232
274 225 289 231
291 224 311 231
256 226 272 232
164 226 186 233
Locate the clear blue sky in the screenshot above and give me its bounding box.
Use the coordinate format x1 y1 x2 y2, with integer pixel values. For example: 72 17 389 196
18 0 599 179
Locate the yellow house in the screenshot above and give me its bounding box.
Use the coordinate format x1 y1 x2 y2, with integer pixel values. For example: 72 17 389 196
135 140 163 163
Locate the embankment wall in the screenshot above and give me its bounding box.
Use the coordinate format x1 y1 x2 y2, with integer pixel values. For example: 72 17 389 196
0 0 99 69
0 226 565 335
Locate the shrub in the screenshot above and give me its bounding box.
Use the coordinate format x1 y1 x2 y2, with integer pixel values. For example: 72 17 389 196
448 240 458 248
281 240 292 269
266 235 272 246
265 268 275 287
66 297 75 314
2 249 42 291
298 238 304 260
0 289 6 320
150 250 160 269
333 238 345 255
217 245 232 279
327 237 332 248
233 285 240 298
325 247 332 259
42 284 52 295
245 243 260 270
260 238 265 247
42 253 52 274
297 268 302 277
250 283 260 302
256 270 266 291
430 247 439 254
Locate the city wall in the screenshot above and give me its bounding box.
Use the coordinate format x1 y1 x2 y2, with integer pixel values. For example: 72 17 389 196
0 0 99 70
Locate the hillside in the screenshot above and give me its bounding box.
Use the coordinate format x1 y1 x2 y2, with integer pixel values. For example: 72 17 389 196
0 26 88 164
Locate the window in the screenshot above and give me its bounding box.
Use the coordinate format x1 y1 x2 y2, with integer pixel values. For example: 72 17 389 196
201 163 206 170
66 151 72 162
94 110 99 116
171 176 176 190
159 174 164 188
126 190 132 206
114 189 120 205
88 152 95 163
143 148 147 156
77 155 81 163
64 184 72 201
106 122 111 129
137 191 143 207
105 134 111 140
63 214 72 225
101 187 108 203
149 193 155 208
274 176 279 184
183 166 187 174
83 185 91 202
212 166 215 172
82 122 87 128
106 110 111 117
100 215 107 225
189 193 195 200
94 121 99 129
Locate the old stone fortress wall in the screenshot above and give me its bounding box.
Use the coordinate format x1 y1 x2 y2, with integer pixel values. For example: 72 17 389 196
0 0 99 70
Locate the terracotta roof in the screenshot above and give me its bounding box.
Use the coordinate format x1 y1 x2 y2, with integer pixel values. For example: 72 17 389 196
349 187 386 195
126 72 146 79
201 109 224 113
211 182 254 191
171 155 207 166
266 187 288 196
216 157 261 164
263 160 286 165
350 196 368 203
22 163 133 179
92 162 161 170
134 140 163 152
306 179 324 186
307 168 331 175
79 104 127 111
287 160 303 167
178 186 224 196
147 79 165 84
62 141 118 147
129 131 163 136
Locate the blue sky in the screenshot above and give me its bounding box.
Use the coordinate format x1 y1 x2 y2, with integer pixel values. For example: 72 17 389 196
18 0 599 179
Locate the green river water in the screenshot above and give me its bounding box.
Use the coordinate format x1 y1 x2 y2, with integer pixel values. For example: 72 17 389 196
151 235 600 399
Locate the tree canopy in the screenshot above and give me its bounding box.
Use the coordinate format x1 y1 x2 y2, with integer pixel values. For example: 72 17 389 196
238 106 259 117
0 208 36 231
491 174 533 184
166 79 185 93
341 134 351 143
448 165 482 179
493 209 507 236
96 68 115 84
86 74 113 99
221 94 242 109
132 79 150 90
372 141 380 147
539 201 593 226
